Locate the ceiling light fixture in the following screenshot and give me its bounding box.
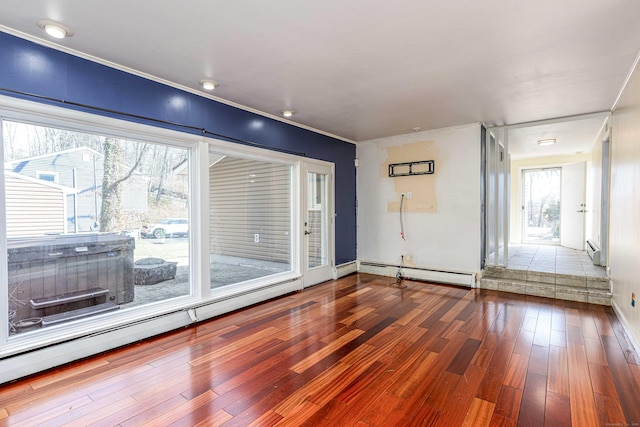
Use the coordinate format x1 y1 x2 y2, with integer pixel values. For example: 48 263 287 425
200 80 217 91
281 109 295 118
412 127 422 132
537 138 556 146
37 20 74 39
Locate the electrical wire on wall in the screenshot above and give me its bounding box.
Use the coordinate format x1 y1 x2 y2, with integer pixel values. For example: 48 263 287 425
392 193 407 289
399 193 406 241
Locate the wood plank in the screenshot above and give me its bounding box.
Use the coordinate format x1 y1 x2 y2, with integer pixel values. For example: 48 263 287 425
601 336 640 423
593 393 627 427
493 385 522 421
139 390 218 426
503 353 529 390
446 338 482 375
462 397 495 427
547 346 570 396
567 343 599 426
517 371 546 426
544 391 571 427
1 275 638 427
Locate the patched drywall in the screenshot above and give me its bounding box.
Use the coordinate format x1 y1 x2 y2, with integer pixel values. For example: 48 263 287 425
357 123 481 274
381 141 438 213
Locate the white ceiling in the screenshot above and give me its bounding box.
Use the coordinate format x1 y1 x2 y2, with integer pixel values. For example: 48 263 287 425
507 114 609 160
0 1 639 152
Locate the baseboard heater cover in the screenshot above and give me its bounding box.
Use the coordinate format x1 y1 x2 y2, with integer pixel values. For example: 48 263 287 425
586 239 602 265
358 261 475 287
336 261 358 278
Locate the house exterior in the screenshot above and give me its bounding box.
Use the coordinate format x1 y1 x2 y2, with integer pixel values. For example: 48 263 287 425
4 172 69 237
5 147 148 232
5 147 104 232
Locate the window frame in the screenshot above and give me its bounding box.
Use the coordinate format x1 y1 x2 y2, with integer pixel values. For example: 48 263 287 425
0 94 311 360
0 96 202 356
206 139 301 297
35 171 59 183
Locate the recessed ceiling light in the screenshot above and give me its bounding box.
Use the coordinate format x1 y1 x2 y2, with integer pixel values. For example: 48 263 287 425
37 20 74 39
200 80 217 91
412 127 422 132
281 109 295 118
537 138 556 146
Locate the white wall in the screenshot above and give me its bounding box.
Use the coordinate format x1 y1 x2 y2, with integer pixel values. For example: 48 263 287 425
588 126 606 247
610 60 640 348
357 123 481 274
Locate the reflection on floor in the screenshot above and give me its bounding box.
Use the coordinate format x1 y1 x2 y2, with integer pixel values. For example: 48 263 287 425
481 244 611 305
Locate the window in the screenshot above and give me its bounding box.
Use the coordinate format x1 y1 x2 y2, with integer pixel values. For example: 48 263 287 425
208 152 293 289
35 171 58 183
0 97 333 374
3 120 192 336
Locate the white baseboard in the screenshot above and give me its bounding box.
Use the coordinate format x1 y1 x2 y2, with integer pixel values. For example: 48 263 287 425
611 299 640 357
358 261 475 287
336 261 357 278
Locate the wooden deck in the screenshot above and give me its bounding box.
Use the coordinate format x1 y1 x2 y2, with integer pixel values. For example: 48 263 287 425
1 273 639 426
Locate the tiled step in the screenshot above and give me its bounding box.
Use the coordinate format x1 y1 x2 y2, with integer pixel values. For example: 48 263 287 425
480 268 611 305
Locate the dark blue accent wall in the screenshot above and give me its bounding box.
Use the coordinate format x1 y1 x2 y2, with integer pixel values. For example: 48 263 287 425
0 32 356 264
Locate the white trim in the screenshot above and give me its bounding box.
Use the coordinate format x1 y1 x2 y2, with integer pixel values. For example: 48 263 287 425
0 95 202 149
611 48 640 112
4 171 76 193
0 118 7 346
506 111 611 130
611 299 640 357
336 261 357 278
194 141 210 301
358 260 475 287
301 160 335 287
0 26 355 145
207 137 298 165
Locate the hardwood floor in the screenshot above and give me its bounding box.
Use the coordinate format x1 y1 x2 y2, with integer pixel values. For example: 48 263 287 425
1 273 640 426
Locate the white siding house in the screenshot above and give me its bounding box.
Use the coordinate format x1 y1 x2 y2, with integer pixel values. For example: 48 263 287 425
5 172 70 237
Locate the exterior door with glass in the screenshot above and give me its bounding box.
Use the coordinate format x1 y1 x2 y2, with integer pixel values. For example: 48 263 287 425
302 161 334 287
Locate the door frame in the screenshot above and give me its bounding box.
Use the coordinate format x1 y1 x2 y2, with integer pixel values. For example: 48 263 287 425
560 161 587 250
300 159 335 287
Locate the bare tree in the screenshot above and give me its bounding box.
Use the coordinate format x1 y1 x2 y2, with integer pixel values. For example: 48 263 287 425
99 138 149 231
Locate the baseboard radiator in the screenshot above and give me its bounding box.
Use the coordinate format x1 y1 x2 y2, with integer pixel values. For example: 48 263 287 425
336 261 358 278
358 261 475 287
586 239 602 265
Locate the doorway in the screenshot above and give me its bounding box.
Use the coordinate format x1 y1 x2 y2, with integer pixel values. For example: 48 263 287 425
520 162 586 249
522 168 561 244
301 161 335 287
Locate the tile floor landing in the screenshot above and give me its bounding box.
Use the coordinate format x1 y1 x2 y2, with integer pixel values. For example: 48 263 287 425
481 244 611 305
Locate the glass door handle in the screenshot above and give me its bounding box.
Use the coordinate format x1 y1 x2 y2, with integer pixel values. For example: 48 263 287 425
576 209 587 213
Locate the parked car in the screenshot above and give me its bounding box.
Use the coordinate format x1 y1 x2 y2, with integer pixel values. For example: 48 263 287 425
143 218 189 238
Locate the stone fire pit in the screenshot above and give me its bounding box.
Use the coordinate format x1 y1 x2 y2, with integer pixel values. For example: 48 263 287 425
134 257 178 286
